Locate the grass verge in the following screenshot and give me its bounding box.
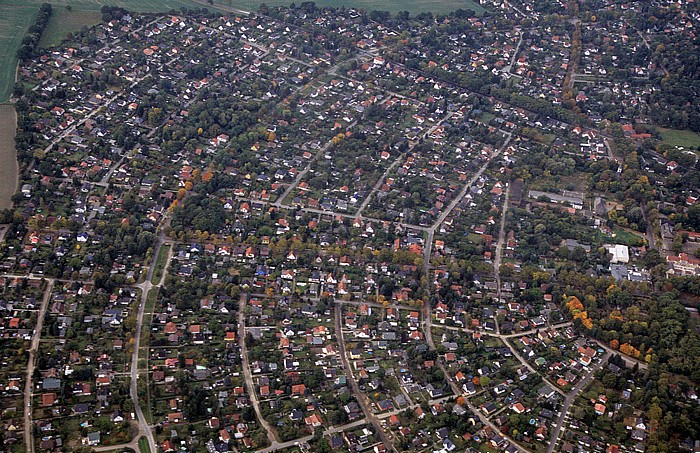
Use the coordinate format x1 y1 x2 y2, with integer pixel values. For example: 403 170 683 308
210 0 486 15
138 436 151 453
139 288 158 425
151 244 171 285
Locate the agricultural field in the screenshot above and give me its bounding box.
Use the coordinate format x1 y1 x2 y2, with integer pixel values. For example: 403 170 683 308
0 4 37 102
0 0 220 13
38 7 103 48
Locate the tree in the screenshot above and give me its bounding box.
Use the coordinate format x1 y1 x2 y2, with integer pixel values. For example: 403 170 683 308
686 205 700 230
148 107 164 126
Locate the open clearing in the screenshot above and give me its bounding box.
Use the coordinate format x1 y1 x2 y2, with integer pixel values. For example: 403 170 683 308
1 0 225 13
0 104 17 209
657 127 700 150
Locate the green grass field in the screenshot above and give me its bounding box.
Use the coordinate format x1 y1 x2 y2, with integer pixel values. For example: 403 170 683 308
0 4 37 102
1 0 223 13
657 127 700 149
0 104 18 209
38 8 103 48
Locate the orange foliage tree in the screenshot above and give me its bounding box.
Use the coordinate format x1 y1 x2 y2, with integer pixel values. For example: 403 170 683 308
619 343 641 358
564 295 593 329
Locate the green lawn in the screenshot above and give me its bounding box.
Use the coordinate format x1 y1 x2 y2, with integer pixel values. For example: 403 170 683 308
0 104 17 209
0 0 225 13
610 227 646 247
657 127 700 149
140 288 158 425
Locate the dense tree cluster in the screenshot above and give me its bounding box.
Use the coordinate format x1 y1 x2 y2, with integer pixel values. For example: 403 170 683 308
171 194 226 233
16 3 52 61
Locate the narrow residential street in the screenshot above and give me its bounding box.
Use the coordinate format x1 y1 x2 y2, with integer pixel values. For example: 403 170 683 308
239 294 280 448
493 183 511 334
23 278 54 453
130 247 160 453
334 302 397 452
546 351 612 453
422 133 513 348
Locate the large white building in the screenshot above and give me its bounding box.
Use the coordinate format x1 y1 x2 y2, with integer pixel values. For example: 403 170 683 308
605 244 629 263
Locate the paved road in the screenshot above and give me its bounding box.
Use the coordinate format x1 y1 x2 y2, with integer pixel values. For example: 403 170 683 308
255 419 368 453
503 30 524 74
405 130 543 453
239 294 279 448
23 279 54 453
130 252 160 453
437 321 573 340
422 132 513 347
501 337 567 397
273 120 358 208
354 150 407 216
493 183 511 334
640 201 657 250
93 437 141 452
546 351 612 453
465 398 529 452
355 110 456 217
634 28 670 77
334 302 397 452
0 224 9 243
126 212 177 453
